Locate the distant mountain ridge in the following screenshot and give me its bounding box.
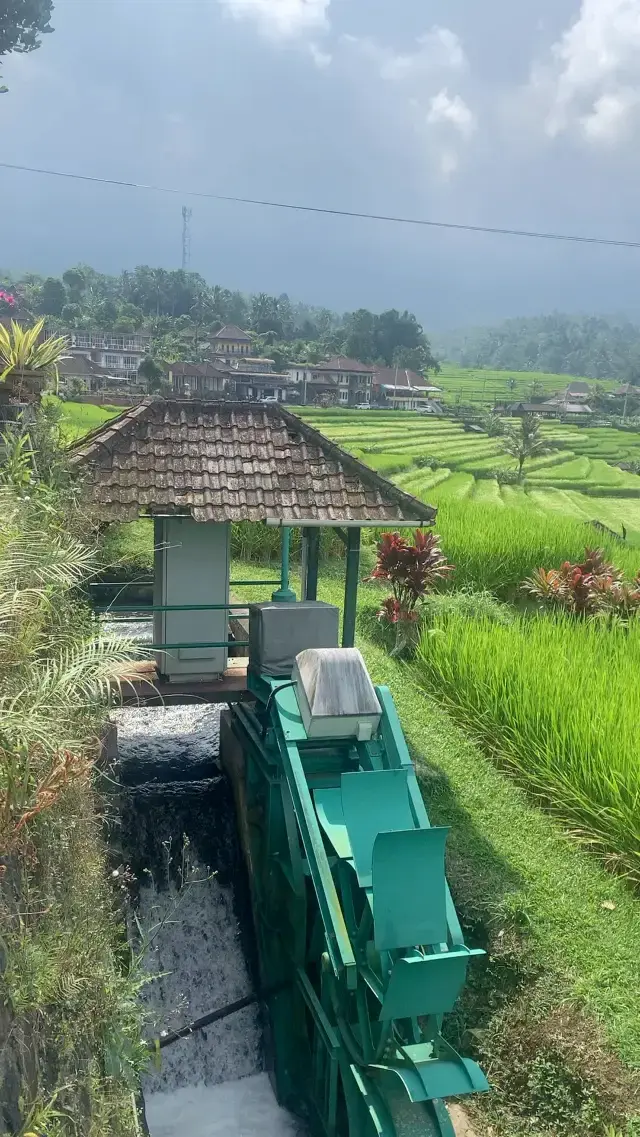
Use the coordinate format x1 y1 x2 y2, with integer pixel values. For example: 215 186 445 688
433 313 640 383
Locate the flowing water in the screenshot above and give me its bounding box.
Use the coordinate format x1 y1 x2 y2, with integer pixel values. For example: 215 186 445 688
111 705 302 1137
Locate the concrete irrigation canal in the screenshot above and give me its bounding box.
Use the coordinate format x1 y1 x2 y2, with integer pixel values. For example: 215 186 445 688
112 704 304 1137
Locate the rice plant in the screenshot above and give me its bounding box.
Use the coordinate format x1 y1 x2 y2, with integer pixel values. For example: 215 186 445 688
415 610 640 878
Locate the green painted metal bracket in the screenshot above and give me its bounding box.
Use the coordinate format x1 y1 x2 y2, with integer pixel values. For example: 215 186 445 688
273 694 357 988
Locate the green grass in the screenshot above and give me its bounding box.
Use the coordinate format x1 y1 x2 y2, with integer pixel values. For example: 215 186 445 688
48 397 123 442
415 611 640 880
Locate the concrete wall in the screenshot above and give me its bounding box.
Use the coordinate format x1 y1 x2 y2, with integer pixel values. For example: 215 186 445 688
154 517 230 681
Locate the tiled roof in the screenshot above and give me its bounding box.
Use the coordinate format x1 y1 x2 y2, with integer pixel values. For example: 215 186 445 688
566 381 591 394
214 325 252 342
70 399 436 525
312 357 374 374
373 366 441 391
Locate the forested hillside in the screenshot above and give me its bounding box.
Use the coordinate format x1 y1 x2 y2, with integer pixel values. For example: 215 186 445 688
435 313 640 382
0 264 439 372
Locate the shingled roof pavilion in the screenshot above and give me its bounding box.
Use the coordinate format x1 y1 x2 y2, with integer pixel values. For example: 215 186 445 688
72 399 436 689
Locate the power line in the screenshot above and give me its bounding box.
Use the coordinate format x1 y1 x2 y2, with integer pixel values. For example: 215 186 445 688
1 159 640 250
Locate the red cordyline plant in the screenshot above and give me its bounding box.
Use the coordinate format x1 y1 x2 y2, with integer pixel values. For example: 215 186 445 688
0 290 16 312
369 529 454 652
523 547 640 620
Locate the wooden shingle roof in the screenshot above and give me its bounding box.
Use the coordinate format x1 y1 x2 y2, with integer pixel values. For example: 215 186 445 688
70 399 436 525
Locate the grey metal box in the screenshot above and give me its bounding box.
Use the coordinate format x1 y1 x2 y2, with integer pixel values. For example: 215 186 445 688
248 601 339 677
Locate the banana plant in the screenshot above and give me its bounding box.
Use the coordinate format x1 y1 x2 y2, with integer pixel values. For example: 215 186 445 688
0 318 69 398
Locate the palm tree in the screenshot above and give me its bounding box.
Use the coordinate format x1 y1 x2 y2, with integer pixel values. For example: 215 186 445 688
0 487 139 850
501 413 551 477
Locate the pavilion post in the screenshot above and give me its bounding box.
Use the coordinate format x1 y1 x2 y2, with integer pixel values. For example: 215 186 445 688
272 525 297 603
301 527 320 601
342 527 361 648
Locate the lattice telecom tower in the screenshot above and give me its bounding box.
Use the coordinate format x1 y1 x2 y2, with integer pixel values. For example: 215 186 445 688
181 205 192 271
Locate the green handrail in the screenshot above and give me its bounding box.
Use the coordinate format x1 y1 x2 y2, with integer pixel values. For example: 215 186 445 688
96 603 251 613
149 640 249 650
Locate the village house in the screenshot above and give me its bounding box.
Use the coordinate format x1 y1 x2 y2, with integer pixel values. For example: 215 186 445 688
304 357 374 406
212 324 253 362
372 366 442 410
48 329 151 381
167 361 228 398
225 356 296 403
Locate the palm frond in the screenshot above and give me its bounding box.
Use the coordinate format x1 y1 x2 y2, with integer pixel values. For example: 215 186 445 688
0 319 68 380
0 531 95 590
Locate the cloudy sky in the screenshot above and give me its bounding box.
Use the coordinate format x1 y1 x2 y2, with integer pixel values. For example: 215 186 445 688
1 0 640 328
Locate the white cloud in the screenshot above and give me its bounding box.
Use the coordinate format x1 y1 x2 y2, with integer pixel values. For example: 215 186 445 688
345 25 467 82
309 42 332 68
218 0 330 39
534 0 640 142
342 27 475 180
427 89 476 138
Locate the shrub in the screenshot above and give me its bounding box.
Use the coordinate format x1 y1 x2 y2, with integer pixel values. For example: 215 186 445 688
368 529 454 653
523 547 640 619
414 455 444 470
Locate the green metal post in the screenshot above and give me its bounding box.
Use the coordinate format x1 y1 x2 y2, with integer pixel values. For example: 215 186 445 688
272 526 297 603
302 527 320 601
342 527 360 647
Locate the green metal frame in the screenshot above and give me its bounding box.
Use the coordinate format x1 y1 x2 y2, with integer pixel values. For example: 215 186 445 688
229 667 488 1137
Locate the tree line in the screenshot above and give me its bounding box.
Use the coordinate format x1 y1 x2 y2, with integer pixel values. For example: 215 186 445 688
0 263 440 373
436 313 640 384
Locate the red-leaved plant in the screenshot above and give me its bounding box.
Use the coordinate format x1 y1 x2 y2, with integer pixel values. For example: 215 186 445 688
368 530 454 653
523 547 640 619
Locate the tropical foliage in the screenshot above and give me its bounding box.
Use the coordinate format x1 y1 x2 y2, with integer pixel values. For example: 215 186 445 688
0 317 68 395
523 548 640 618
0 442 147 1129
1 264 440 373
436 311 640 383
500 413 551 476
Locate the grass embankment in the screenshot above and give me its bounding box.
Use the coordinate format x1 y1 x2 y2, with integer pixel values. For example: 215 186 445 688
228 560 640 1136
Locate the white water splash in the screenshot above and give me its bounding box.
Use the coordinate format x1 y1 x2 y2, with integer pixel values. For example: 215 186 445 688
145 1073 302 1137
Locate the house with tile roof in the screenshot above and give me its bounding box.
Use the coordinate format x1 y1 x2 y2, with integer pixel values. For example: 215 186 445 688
213 324 253 362
372 366 442 410
308 357 375 406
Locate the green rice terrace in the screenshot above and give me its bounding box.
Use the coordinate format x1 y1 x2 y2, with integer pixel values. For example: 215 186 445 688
299 407 640 543
434 364 618 406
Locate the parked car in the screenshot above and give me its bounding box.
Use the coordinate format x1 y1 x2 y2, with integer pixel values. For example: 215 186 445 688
353 403 371 410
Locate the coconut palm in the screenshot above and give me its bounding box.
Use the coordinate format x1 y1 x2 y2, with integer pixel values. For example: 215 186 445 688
500 413 551 477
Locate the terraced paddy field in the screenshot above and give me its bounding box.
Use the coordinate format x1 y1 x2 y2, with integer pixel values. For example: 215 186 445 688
299 408 640 545
434 363 618 405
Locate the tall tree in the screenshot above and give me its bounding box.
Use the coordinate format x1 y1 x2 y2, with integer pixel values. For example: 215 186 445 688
37 276 66 317
343 309 376 361
1 0 53 92
62 267 86 304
